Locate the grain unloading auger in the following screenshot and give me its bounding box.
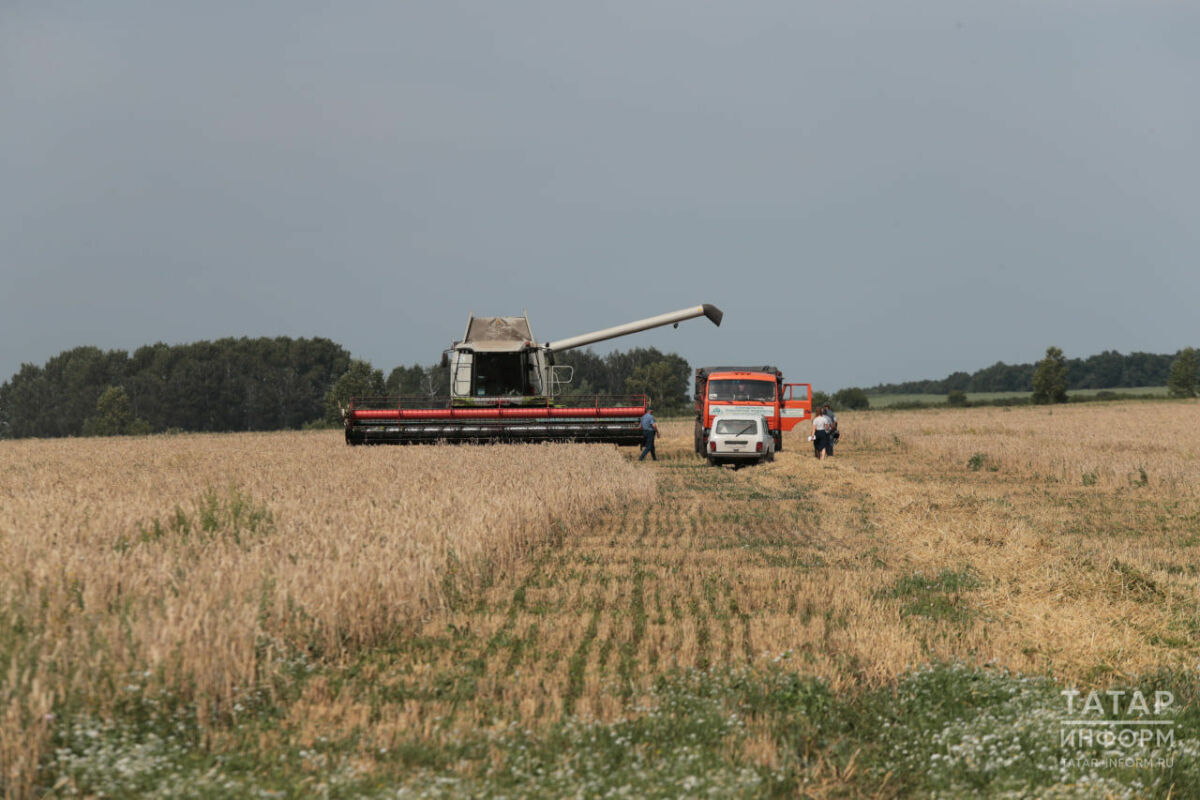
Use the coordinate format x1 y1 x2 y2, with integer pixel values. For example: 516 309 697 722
343 304 723 445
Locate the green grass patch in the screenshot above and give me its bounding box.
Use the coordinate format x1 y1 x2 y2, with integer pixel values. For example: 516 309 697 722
877 568 982 624
45 663 1200 798
843 662 1200 797
116 486 274 552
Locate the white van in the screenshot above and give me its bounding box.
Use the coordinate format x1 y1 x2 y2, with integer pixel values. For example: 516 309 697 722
706 414 775 466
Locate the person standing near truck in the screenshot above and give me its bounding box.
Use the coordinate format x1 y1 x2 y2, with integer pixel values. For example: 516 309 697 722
811 409 832 460
638 406 658 461
821 404 838 456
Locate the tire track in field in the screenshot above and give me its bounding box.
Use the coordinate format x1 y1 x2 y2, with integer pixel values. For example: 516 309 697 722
369 440 878 733
562 591 603 717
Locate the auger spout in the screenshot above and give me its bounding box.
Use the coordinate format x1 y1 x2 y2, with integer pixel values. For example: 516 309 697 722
544 304 722 352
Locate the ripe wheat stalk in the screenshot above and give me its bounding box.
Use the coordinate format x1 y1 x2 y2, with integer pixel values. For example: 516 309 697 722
0 433 653 797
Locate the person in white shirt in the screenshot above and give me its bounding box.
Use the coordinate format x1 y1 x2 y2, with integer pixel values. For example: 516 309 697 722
821 404 838 455
811 411 832 459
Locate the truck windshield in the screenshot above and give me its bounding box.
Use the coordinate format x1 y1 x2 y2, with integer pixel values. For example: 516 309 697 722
708 380 775 402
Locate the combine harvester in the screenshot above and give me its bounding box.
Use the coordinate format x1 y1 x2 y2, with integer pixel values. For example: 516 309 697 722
343 305 723 445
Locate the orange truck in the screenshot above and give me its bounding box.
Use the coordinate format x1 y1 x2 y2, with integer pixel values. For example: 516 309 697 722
693 366 811 454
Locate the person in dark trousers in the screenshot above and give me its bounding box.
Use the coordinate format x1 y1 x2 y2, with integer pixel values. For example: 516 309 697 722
822 404 838 455
811 409 832 459
638 406 658 461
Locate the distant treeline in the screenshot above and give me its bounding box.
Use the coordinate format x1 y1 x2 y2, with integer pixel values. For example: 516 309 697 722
0 339 695 438
868 350 1180 395
0 338 353 438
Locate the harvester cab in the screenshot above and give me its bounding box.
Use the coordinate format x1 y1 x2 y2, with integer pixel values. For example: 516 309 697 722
344 304 722 445
448 305 723 403
447 313 565 401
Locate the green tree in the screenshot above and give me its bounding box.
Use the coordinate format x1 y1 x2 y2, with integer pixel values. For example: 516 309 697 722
1032 346 1069 404
0 349 127 437
968 361 1034 393
2 337 353 437
419 365 447 398
386 364 427 395
947 389 968 407
550 347 692 401
606 348 689 399
810 390 832 410
324 360 386 423
553 349 610 395
833 387 870 410
82 386 151 436
0 364 51 438
944 371 971 392
1167 347 1199 398
626 360 688 413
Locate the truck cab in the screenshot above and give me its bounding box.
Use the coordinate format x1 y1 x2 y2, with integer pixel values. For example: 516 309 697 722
693 366 810 454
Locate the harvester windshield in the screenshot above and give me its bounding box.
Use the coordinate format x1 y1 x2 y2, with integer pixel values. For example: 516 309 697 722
708 380 776 402
472 351 541 397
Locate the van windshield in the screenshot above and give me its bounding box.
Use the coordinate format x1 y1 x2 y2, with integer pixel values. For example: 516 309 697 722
715 419 758 436
708 380 775 402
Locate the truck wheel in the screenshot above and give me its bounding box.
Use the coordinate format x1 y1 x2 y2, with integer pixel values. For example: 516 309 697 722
774 433 783 452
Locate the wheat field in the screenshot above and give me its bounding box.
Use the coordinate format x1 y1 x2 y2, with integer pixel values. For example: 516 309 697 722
0 435 652 796
3 401 1199 797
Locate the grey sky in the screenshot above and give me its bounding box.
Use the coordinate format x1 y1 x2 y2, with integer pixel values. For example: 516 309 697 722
3 1 1197 391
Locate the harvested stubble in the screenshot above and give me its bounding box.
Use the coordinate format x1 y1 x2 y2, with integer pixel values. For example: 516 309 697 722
807 402 1200 680
640 407 1200 691
850 401 1200 492
0 433 652 795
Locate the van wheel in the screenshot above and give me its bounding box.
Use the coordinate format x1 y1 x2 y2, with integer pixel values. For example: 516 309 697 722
707 456 718 467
